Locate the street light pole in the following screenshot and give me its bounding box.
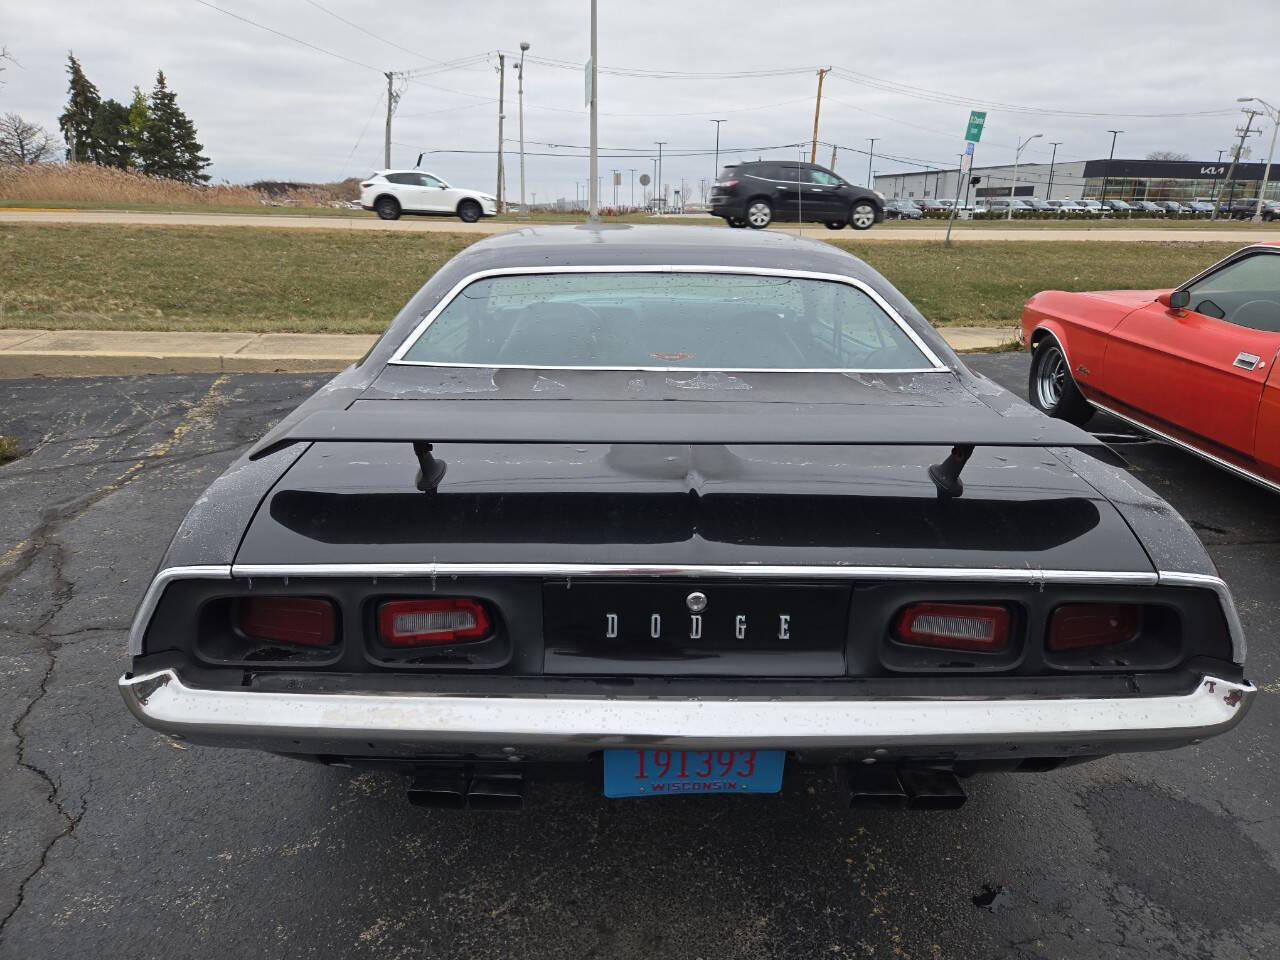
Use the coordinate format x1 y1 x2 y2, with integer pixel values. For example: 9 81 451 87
517 41 530 219
628 168 636 208
1009 133 1042 219
1047 141 1062 199
1101 129 1122 207
709 119 725 181
866 138 878 188
587 0 599 222
1239 97 1278 222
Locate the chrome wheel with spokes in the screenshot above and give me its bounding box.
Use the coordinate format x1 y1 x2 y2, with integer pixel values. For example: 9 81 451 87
1035 344 1068 409
1027 337 1094 426
746 200 772 228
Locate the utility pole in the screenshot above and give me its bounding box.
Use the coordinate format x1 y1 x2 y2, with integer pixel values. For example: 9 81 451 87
830 144 838 172
495 53 506 212
1100 129 1122 206
810 67 830 164
629 168 636 208
611 169 618 207
384 71 396 168
709 119 725 180
1046 141 1061 199
655 141 666 212
587 0 599 222
1215 109 1260 221
866 138 878 188
517 41 530 219
1238 97 1278 222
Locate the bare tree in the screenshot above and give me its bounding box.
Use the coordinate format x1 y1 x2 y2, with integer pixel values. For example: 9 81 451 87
0 113 61 165
1146 150 1191 162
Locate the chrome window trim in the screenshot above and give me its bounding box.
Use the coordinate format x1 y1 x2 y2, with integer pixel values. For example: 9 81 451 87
386 265 948 373
230 562 1158 585
128 565 231 656
119 667 1254 752
1177 243 1280 294
1089 398 1280 498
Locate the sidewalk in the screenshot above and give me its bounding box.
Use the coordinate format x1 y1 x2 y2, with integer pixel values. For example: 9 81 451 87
0 326 1018 378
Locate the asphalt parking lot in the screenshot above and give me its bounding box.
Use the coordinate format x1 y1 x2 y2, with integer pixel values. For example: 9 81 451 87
0 355 1276 960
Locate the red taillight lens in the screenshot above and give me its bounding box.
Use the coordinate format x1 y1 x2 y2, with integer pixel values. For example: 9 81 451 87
1048 603 1140 651
893 602 1011 653
717 179 739 188
238 597 336 648
378 598 492 647
360 181 374 188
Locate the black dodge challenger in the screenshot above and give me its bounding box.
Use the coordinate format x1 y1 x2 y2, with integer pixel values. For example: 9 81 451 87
121 225 1254 809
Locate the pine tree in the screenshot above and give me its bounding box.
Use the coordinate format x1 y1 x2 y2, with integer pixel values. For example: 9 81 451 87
57 53 102 162
91 98 132 169
139 71 209 182
125 86 148 169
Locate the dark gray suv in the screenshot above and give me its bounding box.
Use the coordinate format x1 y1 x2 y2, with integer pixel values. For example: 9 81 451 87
709 161 885 230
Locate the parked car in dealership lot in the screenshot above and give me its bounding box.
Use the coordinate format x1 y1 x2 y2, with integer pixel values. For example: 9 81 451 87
985 198 1034 216
885 199 924 220
709 161 884 230
1079 199 1104 214
1157 200 1191 214
1023 241 1280 493
360 170 498 223
120 225 1254 811
1185 200 1216 214
918 198 950 212
1101 199 1133 214
1047 200 1088 215
1131 200 1166 215
1024 198 1055 212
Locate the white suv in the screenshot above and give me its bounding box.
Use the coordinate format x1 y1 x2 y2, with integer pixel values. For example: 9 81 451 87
360 170 498 222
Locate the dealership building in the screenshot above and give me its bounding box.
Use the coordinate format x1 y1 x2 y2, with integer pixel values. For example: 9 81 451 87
874 158 1280 205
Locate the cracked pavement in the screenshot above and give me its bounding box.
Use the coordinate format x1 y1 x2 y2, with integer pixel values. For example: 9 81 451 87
0 357 1276 959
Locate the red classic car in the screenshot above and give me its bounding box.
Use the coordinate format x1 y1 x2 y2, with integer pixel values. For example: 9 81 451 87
1021 241 1280 492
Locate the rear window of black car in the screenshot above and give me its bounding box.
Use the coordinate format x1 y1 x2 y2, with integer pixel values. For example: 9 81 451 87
394 271 937 371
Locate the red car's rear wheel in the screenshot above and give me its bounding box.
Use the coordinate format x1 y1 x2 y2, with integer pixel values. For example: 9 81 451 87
1029 339 1093 427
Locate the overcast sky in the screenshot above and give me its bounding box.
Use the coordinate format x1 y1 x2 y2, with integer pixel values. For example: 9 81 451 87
3 0 1278 201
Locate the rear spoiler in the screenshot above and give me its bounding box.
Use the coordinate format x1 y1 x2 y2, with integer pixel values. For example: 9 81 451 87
248 402 1107 499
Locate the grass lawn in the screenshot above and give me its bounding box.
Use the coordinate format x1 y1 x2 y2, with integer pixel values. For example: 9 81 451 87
0 224 1245 333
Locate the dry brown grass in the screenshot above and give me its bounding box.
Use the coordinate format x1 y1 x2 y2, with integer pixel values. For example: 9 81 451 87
0 163 338 208
0 435 18 465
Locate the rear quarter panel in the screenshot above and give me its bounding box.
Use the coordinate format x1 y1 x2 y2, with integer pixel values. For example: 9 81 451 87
1022 290 1150 400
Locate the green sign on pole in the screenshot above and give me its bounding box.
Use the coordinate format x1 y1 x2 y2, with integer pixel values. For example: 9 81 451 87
965 110 987 143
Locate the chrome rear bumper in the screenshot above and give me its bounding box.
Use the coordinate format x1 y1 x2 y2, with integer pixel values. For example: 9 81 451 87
120 669 1254 761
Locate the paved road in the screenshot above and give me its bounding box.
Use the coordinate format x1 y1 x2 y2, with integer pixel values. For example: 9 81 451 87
0 358 1276 959
2 208 1276 242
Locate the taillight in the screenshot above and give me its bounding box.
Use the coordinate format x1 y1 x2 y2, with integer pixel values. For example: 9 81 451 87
893 602 1011 653
1048 603 1140 651
716 179 739 188
378 598 492 647
238 597 336 648
360 181 374 188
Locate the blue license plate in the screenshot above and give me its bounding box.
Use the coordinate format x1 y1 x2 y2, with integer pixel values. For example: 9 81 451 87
603 749 785 798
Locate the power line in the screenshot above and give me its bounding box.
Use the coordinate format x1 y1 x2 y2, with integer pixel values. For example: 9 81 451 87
301 0 443 65
829 67 1236 120
189 0 380 72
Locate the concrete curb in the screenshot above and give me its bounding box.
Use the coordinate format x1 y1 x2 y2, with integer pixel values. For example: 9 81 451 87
0 326 1018 378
